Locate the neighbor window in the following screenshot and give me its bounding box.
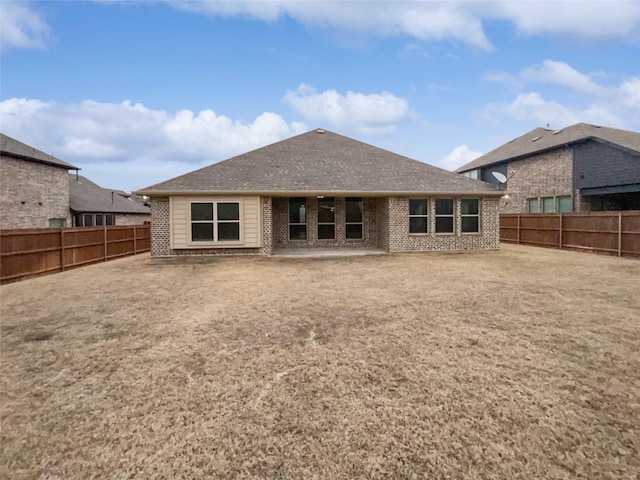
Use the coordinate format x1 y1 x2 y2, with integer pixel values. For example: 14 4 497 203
558 196 572 213
345 197 363 239
190 201 240 242
462 169 479 180
435 198 454 234
106 214 115 225
461 199 480 233
48 218 66 228
95 214 104 226
542 196 556 213
527 198 540 213
82 213 94 227
289 197 307 240
317 197 335 240
409 199 428 234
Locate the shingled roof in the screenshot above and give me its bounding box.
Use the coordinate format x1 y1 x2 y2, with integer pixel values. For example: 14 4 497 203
0 133 79 170
456 123 640 173
70 175 150 214
138 129 500 196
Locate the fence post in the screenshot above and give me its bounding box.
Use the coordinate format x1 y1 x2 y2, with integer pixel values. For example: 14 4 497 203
516 214 521 244
104 223 108 262
60 228 65 272
559 213 563 249
133 224 137 254
618 212 622 257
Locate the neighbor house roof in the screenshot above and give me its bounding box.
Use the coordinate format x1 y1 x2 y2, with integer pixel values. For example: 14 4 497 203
69 174 150 214
0 133 79 170
456 123 640 173
137 129 500 196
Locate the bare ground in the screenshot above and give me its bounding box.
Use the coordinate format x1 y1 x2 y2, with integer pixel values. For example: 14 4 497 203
1 244 639 479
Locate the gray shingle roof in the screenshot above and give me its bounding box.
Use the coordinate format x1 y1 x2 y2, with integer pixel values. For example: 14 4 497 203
70 174 150 214
0 133 79 170
138 129 500 196
456 123 640 173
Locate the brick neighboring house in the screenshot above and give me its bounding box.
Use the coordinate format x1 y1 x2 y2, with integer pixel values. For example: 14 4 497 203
69 174 150 226
0 133 79 229
455 123 640 213
137 129 503 257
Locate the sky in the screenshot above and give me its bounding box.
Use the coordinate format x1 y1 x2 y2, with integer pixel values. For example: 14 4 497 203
1 1 639 193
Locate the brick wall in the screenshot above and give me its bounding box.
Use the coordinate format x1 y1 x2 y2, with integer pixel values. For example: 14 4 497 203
386 197 500 252
0 156 72 229
502 147 574 213
150 197 170 256
272 196 378 249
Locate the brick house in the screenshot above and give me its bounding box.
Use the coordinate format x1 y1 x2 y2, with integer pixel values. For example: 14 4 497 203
456 123 640 213
137 129 502 257
0 133 79 229
69 174 150 226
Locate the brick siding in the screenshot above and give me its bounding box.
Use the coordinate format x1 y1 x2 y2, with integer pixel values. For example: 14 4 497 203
502 147 574 213
149 195 500 256
0 156 72 229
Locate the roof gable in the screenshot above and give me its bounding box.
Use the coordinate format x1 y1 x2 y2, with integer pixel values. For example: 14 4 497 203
138 129 498 195
69 174 150 214
456 123 640 173
0 133 79 170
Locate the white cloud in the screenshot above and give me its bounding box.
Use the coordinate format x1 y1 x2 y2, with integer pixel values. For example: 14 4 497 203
0 97 308 189
0 2 50 53
282 83 415 136
157 1 640 48
439 145 483 171
521 60 610 97
483 92 623 128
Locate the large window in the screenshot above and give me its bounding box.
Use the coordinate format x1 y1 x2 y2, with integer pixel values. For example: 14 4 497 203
461 199 480 233
345 197 363 239
527 196 572 213
76 213 116 227
317 197 335 240
435 199 454 234
462 169 479 180
289 197 307 240
190 201 240 242
409 199 428 234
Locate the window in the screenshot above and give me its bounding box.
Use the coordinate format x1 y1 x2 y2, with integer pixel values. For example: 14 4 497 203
527 198 540 213
95 214 104 226
409 199 428 234
82 213 94 227
462 169 479 180
317 197 335 240
345 197 363 239
289 197 307 240
106 214 115 225
190 201 240 242
558 196 572 213
461 199 480 233
435 199 454 234
48 218 66 228
542 197 556 213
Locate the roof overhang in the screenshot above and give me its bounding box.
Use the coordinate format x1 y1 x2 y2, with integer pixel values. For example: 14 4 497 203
135 189 505 197
581 183 640 196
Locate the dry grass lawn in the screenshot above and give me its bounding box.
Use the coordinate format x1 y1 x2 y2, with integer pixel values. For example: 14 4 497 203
1 244 639 479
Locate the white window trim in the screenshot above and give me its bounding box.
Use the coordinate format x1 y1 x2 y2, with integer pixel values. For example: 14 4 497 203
188 200 243 246
460 198 481 235
526 195 572 214
408 198 429 235
435 198 455 235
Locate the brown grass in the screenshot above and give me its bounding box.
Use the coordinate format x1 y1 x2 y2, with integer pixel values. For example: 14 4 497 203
1 244 639 479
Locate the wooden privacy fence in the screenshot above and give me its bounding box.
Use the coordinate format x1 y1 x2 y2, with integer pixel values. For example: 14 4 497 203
0 224 150 284
500 211 640 257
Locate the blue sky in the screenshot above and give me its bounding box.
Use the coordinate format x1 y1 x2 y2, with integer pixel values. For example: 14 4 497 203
1 1 639 192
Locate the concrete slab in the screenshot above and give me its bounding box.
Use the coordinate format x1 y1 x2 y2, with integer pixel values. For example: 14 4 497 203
271 248 387 258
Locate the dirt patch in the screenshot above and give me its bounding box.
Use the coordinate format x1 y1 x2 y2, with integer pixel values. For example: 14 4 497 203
1 244 639 479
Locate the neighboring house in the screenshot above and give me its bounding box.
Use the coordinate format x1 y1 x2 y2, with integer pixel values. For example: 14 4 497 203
0 133 79 229
456 123 640 213
137 129 502 257
69 174 150 226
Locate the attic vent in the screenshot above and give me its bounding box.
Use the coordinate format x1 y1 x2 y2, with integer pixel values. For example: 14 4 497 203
316 128 325 134
532 136 541 142
553 129 563 135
